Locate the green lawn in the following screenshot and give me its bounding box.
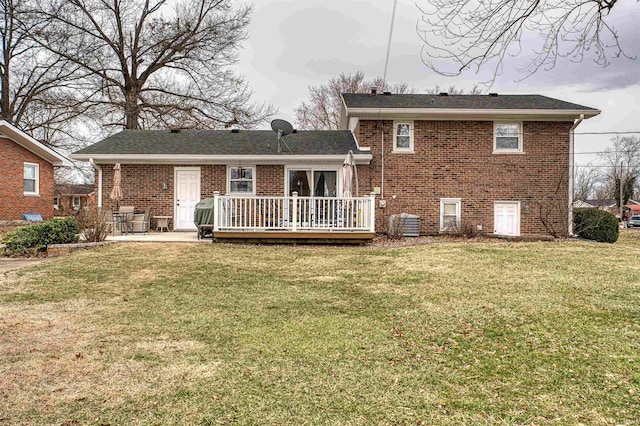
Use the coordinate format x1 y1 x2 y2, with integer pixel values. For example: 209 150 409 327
1 233 640 425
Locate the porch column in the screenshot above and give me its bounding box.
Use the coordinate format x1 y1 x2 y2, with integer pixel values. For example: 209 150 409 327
291 192 298 232
369 192 376 233
213 191 220 232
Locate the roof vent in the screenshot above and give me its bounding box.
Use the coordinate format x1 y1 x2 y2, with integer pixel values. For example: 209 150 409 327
489 92 498 97
170 128 181 133
383 91 392 95
231 128 240 133
370 87 377 96
439 92 449 96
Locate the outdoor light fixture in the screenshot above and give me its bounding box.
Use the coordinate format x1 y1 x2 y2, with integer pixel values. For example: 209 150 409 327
162 178 168 190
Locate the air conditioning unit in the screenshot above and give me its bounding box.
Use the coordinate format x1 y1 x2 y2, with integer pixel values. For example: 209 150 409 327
389 213 420 237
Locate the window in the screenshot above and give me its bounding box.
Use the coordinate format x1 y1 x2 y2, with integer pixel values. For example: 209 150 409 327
287 169 337 197
440 198 461 231
24 163 39 195
72 196 81 209
393 121 413 152
494 122 522 152
54 196 60 209
228 166 254 194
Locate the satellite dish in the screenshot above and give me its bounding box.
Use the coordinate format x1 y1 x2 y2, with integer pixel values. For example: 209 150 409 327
271 119 293 136
270 119 294 153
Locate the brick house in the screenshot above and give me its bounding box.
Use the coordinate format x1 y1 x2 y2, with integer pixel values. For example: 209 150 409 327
0 120 71 220
54 183 95 215
70 92 599 238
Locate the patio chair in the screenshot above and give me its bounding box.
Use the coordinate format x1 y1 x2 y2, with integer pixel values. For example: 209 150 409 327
99 207 115 234
131 207 151 234
118 206 135 234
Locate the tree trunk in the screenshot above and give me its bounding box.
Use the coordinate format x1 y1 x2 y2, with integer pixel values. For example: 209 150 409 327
123 88 141 129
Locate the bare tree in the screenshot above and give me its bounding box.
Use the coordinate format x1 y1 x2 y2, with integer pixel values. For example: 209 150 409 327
31 0 274 130
425 84 483 95
1 0 90 149
598 135 640 207
295 71 418 131
417 0 633 84
573 166 600 201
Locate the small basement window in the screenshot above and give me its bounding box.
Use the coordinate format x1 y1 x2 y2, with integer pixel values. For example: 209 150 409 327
228 166 255 194
24 163 39 195
440 198 461 231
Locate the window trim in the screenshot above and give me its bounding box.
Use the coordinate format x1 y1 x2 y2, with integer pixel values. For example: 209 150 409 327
72 196 81 209
23 162 40 196
493 122 523 153
227 165 256 195
440 198 462 232
393 121 414 153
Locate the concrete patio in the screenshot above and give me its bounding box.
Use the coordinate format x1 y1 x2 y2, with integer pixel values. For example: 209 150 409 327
106 231 207 243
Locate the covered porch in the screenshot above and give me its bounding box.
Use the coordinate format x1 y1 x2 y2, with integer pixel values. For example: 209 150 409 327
209 192 376 243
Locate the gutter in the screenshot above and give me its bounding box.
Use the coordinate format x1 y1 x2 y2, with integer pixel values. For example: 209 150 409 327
89 158 103 208
568 114 584 236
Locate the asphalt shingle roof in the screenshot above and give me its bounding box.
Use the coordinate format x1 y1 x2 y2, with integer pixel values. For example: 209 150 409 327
74 130 366 156
342 93 598 111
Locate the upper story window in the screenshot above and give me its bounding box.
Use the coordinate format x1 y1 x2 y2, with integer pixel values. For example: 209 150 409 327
393 121 413 152
494 122 523 153
228 166 254 194
24 163 39 195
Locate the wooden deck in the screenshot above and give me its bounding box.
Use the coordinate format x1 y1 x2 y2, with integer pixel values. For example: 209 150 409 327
213 230 375 244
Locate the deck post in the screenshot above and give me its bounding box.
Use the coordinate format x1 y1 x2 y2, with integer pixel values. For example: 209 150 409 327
292 192 298 232
213 191 220 232
369 192 376 233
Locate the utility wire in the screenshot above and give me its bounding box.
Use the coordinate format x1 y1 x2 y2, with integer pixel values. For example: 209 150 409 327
382 0 399 88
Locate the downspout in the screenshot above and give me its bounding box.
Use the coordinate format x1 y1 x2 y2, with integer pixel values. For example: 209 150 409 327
381 124 385 201
89 158 103 208
568 114 584 236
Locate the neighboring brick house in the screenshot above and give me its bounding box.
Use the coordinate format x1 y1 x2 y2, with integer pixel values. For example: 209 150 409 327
0 120 71 220
70 92 599 237
54 183 95 215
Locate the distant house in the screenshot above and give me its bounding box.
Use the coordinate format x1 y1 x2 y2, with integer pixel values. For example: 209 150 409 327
580 199 640 218
54 183 95 214
71 92 599 239
0 121 71 220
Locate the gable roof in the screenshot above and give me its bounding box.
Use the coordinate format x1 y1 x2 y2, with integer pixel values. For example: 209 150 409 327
342 93 599 112
71 129 372 164
0 120 71 166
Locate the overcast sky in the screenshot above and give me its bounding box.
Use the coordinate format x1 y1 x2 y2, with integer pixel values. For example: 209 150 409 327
236 0 640 169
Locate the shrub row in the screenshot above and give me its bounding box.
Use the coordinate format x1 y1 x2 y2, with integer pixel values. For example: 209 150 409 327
573 208 619 243
1 217 79 255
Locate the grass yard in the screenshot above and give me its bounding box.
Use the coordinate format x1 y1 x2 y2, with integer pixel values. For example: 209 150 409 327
1 232 640 425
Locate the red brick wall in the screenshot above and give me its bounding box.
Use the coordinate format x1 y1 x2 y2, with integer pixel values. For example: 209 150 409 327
97 164 285 221
355 120 572 236
0 137 55 220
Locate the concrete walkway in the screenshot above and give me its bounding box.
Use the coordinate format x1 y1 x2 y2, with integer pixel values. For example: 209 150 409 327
106 231 208 243
0 258 46 273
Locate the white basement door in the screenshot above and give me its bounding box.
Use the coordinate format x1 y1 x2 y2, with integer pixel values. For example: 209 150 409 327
494 202 520 236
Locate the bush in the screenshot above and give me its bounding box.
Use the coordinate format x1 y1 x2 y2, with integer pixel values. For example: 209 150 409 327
1 217 79 255
76 207 111 242
573 208 619 243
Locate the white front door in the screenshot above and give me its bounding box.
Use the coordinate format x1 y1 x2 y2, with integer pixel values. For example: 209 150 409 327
175 168 200 231
494 201 520 236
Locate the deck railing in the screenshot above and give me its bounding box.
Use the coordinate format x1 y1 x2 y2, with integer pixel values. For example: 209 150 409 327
213 192 376 233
